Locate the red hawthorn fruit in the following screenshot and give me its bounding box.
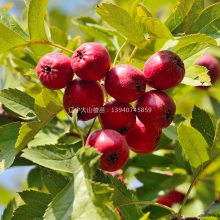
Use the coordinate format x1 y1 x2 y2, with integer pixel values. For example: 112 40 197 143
136 90 176 129
144 50 185 90
156 190 185 207
105 64 146 103
99 100 136 134
86 129 129 172
196 54 220 88
63 78 104 121
71 42 111 81
36 52 74 90
125 118 162 154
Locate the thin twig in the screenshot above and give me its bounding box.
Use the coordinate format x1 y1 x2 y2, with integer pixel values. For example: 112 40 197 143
129 45 138 62
73 110 85 147
10 40 74 54
113 38 129 66
177 155 220 218
86 117 96 140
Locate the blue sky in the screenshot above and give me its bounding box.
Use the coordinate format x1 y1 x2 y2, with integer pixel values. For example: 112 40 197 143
0 0 101 16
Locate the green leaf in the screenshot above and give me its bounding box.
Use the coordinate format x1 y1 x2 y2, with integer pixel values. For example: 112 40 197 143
137 3 153 17
174 34 216 52
136 171 185 197
50 26 67 47
15 89 62 151
0 88 35 118
0 122 21 172
27 167 42 188
182 66 210 86
127 154 173 170
28 0 51 55
136 3 172 39
64 36 81 56
22 142 82 173
213 120 220 149
2 199 17 220
20 191 52 208
197 178 216 207
201 217 220 220
188 3 220 34
108 175 143 220
41 168 69 195
75 22 115 47
173 0 205 33
191 106 215 147
44 180 119 220
44 148 119 220
12 191 52 220
139 212 150 220
0 8 28 53
165 0 194 32
178 123 210 168
28 0 49 41
28 119 68 147
163 124 178 140
177 45 212 86
205 201 220 216
177 43 208 62
142 17 173 39
96 3 144 45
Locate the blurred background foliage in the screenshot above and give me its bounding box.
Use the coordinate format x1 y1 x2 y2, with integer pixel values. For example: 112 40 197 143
0 0 220 219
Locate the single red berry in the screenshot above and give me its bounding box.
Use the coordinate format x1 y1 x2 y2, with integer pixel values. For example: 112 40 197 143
144 50 185 90
71 42 111 81
136 90 176 129
36 52 74 90
196 54 220 88
86 129 129 172
125 118 161 154
63 78 104 121
156 190 185 207
105 64 146 103
99 100 136 134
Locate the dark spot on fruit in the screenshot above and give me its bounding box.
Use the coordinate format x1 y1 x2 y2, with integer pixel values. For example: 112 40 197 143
106 153 118 163
119 127 128 134
44 65 52 74
77 51 83 59
136 82 144 92
173 57 184 69
132 108 137 115
165 109 171 120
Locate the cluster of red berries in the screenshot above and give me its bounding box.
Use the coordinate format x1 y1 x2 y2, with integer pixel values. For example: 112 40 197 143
36 42 185 172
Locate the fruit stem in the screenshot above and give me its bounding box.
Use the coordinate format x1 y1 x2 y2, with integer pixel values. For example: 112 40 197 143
113 38 129 66
176 154 220 218
101 81 109 102
86 117 96 140
129 45 138 62
10 40 74 54
73 110 85 146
